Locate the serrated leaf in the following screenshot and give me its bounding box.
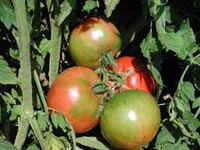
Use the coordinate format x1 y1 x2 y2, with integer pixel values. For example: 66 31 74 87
0 0 16 29
0 56 18 85
103 0 120 18
0 138 18 150
82 0 99 13
76 136 110 150
159 20 198 59
58 0 72 25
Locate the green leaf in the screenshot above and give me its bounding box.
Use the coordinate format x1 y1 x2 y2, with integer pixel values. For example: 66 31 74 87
36 111 48 131
76 136 110 150
58 0 73 25
180 112 200 133
82 0 99 13
26 143 40 150
140 30 159 60
9 105 21 121
45 133 66 150
180 82 195 101
193 97 200 108
0 0 16 29
156 126 175 145
159 20 198 59
9 48 19 60
0 56 18 85
0 138 18 150
103 0 120 18
51 113 59 129
39 38 50 58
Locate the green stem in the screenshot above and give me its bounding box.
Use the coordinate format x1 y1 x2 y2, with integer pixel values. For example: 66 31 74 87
33 70 48 113
12 1 47 149
28 118 47 150
12 0 33 148
177 65 190 90
194 107 200 118
14 118 29 150
48 0 62 86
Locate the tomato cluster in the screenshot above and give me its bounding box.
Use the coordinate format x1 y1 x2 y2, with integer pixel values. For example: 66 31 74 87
46 17 160 150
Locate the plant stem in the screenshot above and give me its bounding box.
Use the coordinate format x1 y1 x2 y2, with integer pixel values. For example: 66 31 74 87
12 0 33 148
33 70 48 113
177 65 190 90
48 0 62 86
12 1 47 149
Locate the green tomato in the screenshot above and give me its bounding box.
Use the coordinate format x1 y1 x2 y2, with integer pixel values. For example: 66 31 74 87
100 90 161 150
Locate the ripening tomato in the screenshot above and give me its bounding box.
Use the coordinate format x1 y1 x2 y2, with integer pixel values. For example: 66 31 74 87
111 56 156 95
47 67 100 133
69 17 122 69
100 90 161 150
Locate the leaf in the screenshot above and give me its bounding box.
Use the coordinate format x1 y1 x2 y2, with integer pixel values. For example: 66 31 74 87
156 126 175 145
45 133 66 150
76 136 110 150
26 143 40 150
58 0 73 25
193 97 200 108
103 0 120 18
159 20 198 59
9 105 21 121
140 29 159 60
0 56 18 85
36 111 48 131
82 0 99 13
0 138 18 150
0 0 16 29
180 112 200 133
51 113 59 128
180 82 195 101
39 38 50 58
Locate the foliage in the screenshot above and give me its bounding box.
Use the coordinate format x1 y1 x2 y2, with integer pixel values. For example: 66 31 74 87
0 0 199 150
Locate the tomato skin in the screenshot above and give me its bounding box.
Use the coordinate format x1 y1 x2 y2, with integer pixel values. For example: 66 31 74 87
47 67 100 133
112 56 156 95
69 17 122 69
100 90 161 150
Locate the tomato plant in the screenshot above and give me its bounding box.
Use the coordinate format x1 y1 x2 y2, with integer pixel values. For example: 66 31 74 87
100 90 161 150
0 0 200 150
69 17 122 69
47 66 100 133
110 56 156 95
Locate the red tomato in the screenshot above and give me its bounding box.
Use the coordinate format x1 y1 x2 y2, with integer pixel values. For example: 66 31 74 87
111 56 156 95
100 90 161 150
69 17 122 69
47 67 100 133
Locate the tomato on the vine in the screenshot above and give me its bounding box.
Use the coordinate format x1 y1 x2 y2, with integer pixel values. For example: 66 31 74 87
69 17 122 69
47 67 100 133
110 56 156 95
100 90 161 150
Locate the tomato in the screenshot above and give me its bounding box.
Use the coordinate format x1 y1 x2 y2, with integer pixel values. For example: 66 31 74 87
69 17 122 69
100 90 161 150
110 56 156 95
47 66 100 133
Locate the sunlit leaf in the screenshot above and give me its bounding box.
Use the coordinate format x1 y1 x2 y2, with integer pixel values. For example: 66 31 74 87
58 0 73 25
76 136 110 150
82 0 99 13
103 0 120 18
